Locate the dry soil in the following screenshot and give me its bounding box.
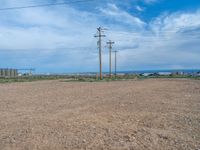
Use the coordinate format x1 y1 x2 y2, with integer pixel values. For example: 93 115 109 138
0 79 200 150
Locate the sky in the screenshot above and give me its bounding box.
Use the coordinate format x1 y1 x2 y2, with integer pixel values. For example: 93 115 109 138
0 0 200 73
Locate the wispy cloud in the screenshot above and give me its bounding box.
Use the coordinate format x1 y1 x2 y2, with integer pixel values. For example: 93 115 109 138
142 0 159 4
135 5 145 12
0 0 199 72
99 3 146 28
116 10 200 70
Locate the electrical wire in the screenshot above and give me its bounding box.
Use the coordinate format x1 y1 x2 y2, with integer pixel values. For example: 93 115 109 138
0 0 96 11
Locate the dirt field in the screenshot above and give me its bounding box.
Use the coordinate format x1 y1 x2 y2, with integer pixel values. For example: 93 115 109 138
0 79 200 150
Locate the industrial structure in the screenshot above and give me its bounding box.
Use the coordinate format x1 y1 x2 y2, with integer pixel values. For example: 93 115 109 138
18 68 35 76
0 69 18 78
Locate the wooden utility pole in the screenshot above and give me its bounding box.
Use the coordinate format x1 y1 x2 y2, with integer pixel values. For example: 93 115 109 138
107 40 115 78
94 27 106 80
113 50 118 77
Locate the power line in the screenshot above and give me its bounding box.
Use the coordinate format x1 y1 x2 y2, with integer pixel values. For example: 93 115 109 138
0 0 95 11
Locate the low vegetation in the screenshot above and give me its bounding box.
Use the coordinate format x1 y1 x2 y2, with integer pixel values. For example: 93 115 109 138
1 74 200 83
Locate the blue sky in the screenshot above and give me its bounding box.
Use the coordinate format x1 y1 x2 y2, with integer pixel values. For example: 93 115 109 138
0 0 200 73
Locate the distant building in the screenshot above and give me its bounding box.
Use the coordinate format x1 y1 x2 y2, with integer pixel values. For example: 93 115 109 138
142 72 172 76
0 69 18 78
142 73 153 76
192 71 200 77
158 72 172 76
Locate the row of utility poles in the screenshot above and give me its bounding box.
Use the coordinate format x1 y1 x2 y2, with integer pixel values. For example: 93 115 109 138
95 27 118 80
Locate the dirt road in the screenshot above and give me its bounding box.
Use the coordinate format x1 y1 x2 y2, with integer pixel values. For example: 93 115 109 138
0 79 200 150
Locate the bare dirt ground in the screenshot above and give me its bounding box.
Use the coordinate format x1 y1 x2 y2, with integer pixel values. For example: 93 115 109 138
0 79 200 150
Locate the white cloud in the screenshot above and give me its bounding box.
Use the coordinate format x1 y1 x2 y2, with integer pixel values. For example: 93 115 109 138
135 5 144 12
0 1 100 50
0 0 199 72
115 10 200 70
151 10 200 32
142 0 158 4
99 3 146 28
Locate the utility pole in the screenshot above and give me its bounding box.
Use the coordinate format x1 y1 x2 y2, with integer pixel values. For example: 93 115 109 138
94 27 106 80
113 50 118 77
107 40 115 78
